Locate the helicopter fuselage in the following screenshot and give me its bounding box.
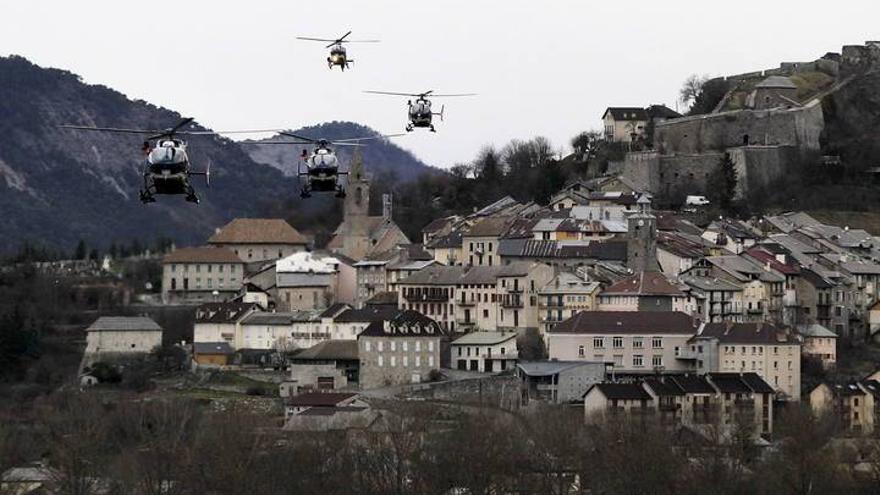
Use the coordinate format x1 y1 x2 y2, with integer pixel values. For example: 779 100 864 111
299 147 346 197
146 140 190 194
328 44 349 69
407 99 437 130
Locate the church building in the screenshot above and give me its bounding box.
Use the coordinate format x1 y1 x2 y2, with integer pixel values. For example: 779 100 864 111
327 152 410 261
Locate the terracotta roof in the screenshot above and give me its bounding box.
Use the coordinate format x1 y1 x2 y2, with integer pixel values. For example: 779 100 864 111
550 311 696 335
163 246 242 264
208 218 308 245
744 247 799 275
602 271 683 296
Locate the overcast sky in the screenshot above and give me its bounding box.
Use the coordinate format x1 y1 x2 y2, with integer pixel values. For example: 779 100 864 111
2 1 878 168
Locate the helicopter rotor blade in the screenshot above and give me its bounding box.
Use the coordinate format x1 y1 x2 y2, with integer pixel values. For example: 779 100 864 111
296 36 338 42
332 133 406 143
240 141 314 145
363 90 422 97
427 93 477 97
331 142 365 147
176 128 286 136
169 117 195 134
279 131 318 142
59 125 163 135
338 31 352 42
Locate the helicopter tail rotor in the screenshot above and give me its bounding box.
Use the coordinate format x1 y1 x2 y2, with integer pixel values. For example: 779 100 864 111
205 160 211 187
439 104 445 122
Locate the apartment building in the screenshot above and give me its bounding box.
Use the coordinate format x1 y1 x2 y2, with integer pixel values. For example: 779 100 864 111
161 247 245 305
547 311 698 373
688 322 802 400
538 272 601 333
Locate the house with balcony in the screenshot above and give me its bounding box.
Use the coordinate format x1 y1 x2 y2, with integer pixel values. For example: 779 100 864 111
538 272 601 333
692 256 785 322
397 265 462 332
583 373 774 435
451 331 518 372
463 216 514 267
688 321 802 400
679 274 744 323
547 311 698 373
495 262 554 333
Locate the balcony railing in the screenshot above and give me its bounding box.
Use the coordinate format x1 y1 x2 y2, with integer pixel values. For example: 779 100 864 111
458 299 476 307
481 351 519 360
501 298 524 308
404 292 450 302
540 300 565 308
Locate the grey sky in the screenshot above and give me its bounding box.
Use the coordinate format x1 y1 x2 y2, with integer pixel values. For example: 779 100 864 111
1 1 877 168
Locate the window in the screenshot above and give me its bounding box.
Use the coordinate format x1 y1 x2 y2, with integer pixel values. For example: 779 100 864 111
652 355 663 367
652 337 662 349
378 355 383 367
415 356 421 367
613 336 623 349
578 345 585 357
429 355 435 367
428 341 434 352
613 355 623 366
403 356 409 367
378 341 384 352
365 342 371 352
633 355 644 367
633 337 643 349
594 354 604 361
415 341 421 352
391 356 397 367
390 341 396 351
457 347 462 357
593 337 604 349
402 341 408 352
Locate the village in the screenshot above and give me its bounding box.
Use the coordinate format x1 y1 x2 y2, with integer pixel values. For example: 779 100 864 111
4 36 880 494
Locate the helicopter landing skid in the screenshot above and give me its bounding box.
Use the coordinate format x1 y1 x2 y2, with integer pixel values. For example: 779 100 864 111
139 190 156 204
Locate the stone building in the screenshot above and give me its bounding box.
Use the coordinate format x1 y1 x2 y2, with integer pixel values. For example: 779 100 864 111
358 310 448 389
747 75 799 110
275 252 341 311
208 218 309 263
161 247 245 304
602 107 648 143
327 153 410 260
84 316 163 365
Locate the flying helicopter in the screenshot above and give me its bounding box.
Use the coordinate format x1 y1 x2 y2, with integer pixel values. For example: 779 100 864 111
245 132 402 199
296 31 380 71
364 90 476 132
60 118 274 204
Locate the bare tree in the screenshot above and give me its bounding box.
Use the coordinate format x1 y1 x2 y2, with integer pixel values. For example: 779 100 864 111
680 74 709 107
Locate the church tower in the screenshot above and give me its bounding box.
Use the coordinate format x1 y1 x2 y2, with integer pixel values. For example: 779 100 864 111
344 150 370 220
342 150 371 258
626 194 659 272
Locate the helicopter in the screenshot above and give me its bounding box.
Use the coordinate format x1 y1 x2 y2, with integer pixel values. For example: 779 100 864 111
296 31 379 71
364 90 476 132
246 132 402 199
60 118 274 204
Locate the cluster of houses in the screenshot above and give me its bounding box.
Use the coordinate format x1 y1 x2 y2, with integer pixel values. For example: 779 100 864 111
141 150 880 435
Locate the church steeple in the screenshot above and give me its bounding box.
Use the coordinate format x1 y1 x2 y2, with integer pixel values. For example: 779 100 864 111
344 149 370 222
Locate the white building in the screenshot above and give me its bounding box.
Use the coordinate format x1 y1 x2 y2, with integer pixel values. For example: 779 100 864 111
451 331 518 372
193 302 261 348
84 316 163 363
276 252 341 310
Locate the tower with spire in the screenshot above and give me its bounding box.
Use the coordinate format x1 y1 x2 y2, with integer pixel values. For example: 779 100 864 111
626 194 659 272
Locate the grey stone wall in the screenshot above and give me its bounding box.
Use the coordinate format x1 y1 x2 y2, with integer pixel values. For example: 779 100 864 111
654 103 823 155
401 374 520 409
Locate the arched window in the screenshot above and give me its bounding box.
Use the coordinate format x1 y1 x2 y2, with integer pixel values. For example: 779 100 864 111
355 187 363 207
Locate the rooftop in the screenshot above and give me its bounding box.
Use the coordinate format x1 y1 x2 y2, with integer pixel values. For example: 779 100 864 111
550 311 696 335
797 323 838 338
276 252 338 274
86 316 161 333
359 310 445 338
286 392 357 407
208 218 308 245
602 271 684 296
588 383 652 401
517 360 605 377
163 246 242 264
195 302 259 323
698 322 800 345
193 342 234 355
452 331 518 346
292 340 359 361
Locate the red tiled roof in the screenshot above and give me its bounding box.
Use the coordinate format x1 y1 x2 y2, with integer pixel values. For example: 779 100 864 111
209 218 308 245
744 247 799 275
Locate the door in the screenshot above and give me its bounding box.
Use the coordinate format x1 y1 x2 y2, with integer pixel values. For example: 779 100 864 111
470 360 479 371
485 360 494 373
457 360 466 370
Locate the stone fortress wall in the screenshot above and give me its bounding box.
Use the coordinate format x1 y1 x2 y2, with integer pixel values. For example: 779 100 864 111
615 42 880 204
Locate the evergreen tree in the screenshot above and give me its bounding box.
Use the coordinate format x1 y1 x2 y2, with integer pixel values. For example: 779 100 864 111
74 239 87 260
708 152 738 213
